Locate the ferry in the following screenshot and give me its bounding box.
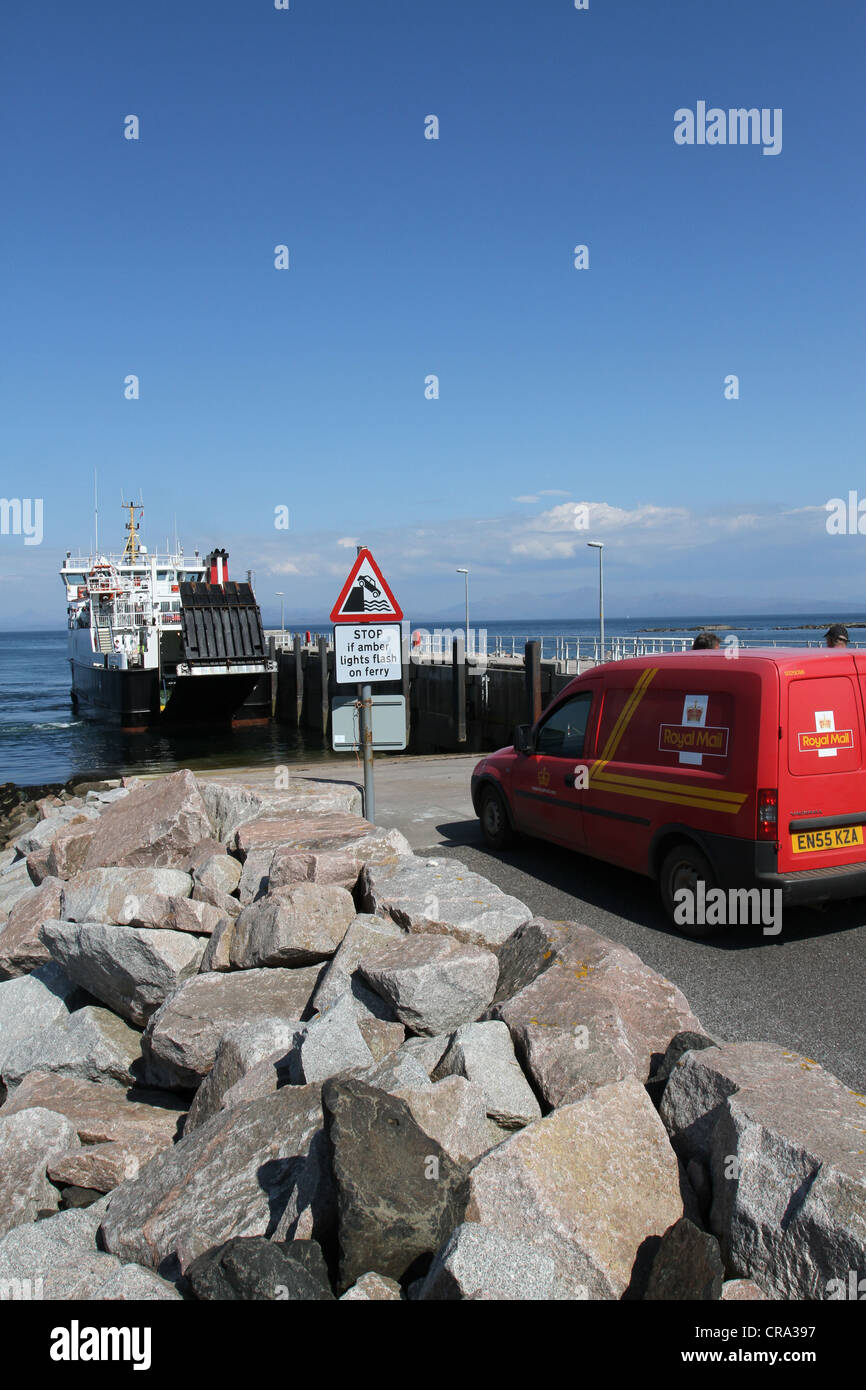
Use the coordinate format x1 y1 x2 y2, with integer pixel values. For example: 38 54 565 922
60 503 275 730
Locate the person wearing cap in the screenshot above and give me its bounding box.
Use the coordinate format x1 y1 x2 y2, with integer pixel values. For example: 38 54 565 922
825 624 849 647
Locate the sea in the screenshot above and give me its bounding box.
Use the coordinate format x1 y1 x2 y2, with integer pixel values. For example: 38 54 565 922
2 614 862 789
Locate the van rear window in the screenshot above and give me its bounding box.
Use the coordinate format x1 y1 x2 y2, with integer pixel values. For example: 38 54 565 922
597 687 734 769
787 676 862 775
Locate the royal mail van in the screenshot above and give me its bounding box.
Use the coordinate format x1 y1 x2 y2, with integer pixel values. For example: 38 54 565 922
471 649 866 935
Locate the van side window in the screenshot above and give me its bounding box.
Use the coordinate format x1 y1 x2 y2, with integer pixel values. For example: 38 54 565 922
536 693 593 759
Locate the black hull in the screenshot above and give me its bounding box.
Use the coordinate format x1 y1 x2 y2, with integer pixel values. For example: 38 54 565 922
70 660 265 730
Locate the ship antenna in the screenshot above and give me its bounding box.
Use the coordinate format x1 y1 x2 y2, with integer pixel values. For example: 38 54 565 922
94 469 99 557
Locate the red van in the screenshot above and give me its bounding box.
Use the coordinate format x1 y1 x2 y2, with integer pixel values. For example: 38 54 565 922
471 649 866 935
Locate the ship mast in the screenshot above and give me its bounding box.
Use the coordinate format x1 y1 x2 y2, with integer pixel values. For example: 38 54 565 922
122 501 143 563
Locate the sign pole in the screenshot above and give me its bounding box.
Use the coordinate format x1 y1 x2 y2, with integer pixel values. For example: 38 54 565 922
359 681 375 822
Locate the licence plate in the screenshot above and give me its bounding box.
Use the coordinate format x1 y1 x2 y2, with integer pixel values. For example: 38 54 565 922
790 826 864 854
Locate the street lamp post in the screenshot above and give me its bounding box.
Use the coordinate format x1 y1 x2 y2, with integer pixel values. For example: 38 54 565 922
275 591 284 636
456 568 469 657
586 542 604 662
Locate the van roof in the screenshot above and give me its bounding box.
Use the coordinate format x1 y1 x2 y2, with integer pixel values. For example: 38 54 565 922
579 648 856 676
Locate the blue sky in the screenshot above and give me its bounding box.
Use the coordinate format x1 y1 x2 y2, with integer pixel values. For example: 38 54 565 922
1 0 864 626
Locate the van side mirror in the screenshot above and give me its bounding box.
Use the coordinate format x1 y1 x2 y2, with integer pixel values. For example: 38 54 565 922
514 724 534 754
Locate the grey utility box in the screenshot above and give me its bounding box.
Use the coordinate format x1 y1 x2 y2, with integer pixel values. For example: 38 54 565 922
331 694 407 752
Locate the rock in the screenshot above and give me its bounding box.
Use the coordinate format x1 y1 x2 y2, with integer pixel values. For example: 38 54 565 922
646 1030 721 1108
231 787 364 856
90 1263 182 1300
362 856 531 950
25 849 53 884
340 1271 402 1301
643 1217 724 1299
60 867 193 924
187 1236 334 1300
218 1050 296 1114
359 1051 432 1094
311 913 404 1020
143 966 324 1089
0 963 87 1074
33 1254 124 1299
416 1222 558 1300
0 1200 109 1282
432 1021 541 1129
0 861 37 918
39 919 205 1026
191 882 241 920
490 922 705 1108
286 992 374 1084
0 1106 80 1235
99 1086 334 1269
51 770 215 876
465 1077 684 1299
358 935 498 1037
393 1075 497 1165
266 814 412 891
193 853 242 897
397 1034 453 1078
357 1017 404 1063
59 1185 105 1209
660 1041 866 1300
15 806 100 857
197 782 263 844
0 877 65 977
722 1278 771 1300
323 1077 470 1289
199 916 235 972
2 1071 184 1192
229 883 356 969
492 917 574 1003
237 849 273 905
185 1019 299 1134
1 1005 143 1091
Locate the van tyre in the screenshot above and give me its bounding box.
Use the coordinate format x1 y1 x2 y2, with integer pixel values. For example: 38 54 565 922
660 844 723 938
479 786 515 850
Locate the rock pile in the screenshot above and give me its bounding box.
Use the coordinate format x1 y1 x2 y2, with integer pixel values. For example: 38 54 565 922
0 767 863 1301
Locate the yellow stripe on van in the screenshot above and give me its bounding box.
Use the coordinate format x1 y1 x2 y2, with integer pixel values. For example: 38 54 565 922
590 775 747 815
599 666 658 762
592 769 746 806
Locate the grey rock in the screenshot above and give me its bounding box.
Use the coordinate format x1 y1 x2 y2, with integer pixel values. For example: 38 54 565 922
432 1021 541 1129
15 805 100 856
358 935 498 1036
49 769 214 876
142 966 324 1089
0 1107 80 1236
61 867 193 923
197 782 264 844
491 921 705 1108
340 1271 402 1300
193 853 242 897
417 1222 558 1300
286 992 374 1084
39 919 205 1026
0 962 87 1074
357 1017 405 1063
311 913 404 1019
465 1078 684 1299
265 815 412 891
191 882 241 920
721 1278 771 1301
89 1263 182 1300
322 1077 470 1289
0 1198 110 1280
643 1217 725 1300
1 1005 143 1091
0 876 65 977
229 883 356 969
185 1019 300 1134
397 1034 453 1078
393 1075 498 1165
0 861 37 920
99 1086 334 1269
199 916 235 972
187 1235 334 1301
660 1041 866 1300
359 1051 432 1094
237 849 273 905
362 856 531 950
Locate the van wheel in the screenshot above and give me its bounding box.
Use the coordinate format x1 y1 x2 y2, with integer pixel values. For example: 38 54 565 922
660 844 722 938
479 786 514 850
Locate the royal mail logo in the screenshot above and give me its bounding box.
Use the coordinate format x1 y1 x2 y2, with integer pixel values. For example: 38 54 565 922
537 765 551 787
686 702 703 723
659 724 729 756
798 728 853 753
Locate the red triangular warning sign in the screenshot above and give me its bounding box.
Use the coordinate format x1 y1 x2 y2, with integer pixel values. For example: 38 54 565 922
330 549 403 623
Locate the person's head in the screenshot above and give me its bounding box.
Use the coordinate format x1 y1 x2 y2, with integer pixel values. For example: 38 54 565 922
825 624 849 648
692 631 721 650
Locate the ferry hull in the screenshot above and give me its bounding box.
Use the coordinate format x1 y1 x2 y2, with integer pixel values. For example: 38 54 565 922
70 660 263 730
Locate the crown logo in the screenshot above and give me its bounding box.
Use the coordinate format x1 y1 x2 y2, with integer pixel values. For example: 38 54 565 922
686 702 703 723
538 766 550 787
818 715 832 730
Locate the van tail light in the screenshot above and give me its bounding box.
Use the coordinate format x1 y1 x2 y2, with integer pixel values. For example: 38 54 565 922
758 788 778 841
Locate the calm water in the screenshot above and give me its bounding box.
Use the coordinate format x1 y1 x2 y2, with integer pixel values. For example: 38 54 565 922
1 615 862 787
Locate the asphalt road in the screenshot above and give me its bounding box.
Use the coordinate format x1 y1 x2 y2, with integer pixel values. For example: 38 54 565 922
209 754 866 1093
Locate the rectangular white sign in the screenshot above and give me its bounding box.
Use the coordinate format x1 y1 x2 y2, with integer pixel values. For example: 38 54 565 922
334 624 402 684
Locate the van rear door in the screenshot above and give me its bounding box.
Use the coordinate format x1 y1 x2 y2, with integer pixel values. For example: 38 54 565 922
778 664 866 873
